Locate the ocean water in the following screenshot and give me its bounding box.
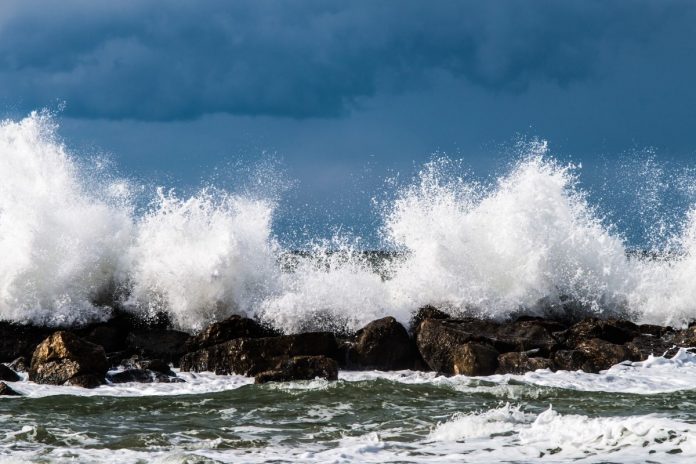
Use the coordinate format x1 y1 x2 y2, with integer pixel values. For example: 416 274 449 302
3 112 696 461
2 352 696 463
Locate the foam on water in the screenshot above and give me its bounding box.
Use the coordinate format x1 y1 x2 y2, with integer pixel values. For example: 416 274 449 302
5 112 696 331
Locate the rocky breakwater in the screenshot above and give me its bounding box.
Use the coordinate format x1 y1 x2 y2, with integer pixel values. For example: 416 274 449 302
413 307 692 375
3 306 696 392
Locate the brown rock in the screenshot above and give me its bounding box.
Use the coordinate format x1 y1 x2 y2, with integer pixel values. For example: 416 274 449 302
347 317 415 370
410 305 450 334
255 356 338 383
564 318 640 347
452 342 499 376
180 332 339 375
496 352 554 374
29 331 108 387
553 338 641 373
416 318 500 373
416 317 558 373
0 382 20 396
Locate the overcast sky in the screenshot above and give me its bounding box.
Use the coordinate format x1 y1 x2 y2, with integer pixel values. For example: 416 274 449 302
2 0 696 241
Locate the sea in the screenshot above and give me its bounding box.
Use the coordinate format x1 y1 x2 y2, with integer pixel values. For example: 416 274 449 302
2 112 696 462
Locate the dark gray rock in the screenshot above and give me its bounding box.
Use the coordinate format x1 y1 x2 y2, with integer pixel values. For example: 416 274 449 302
347 317 415 370
0 364 20 382
185 315 276 352
0 322 51 363
107 369 183 384
126 329 190 366
254 356 338 383
65 374 105 388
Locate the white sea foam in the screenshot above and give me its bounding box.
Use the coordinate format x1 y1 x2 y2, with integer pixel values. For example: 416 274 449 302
0 112 133 326
125 188 280 331
425 403 696 463
6 112 696 331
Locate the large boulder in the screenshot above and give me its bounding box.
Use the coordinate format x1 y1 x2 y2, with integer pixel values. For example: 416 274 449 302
255 356 338 383
562 318 640 347
180 332 339 375
552 338 641 373
452 342 499 376
0 364 20 382
125 329 190 366
410 305 450 334
29 331 108 387
347 317 415 370
416 317 558 373
185 315 276 352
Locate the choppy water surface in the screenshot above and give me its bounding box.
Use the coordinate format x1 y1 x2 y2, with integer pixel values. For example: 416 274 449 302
2 353 696 463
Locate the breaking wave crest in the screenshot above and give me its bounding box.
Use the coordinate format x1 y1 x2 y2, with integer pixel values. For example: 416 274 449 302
3 112 696 331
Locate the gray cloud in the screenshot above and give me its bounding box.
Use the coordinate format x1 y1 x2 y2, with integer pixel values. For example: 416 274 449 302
0 0 693 120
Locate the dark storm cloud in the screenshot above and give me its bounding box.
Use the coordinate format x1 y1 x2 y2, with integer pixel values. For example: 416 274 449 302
0 0 692 120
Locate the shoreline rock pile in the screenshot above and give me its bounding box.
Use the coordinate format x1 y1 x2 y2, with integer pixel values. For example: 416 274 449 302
1 306 695 392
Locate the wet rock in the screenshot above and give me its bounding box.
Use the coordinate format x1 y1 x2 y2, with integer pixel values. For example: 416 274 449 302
0 322 52 362
185 315 276 352
125 329 190 366
29 331 108 388
137 359 174 376
627 333 679 360
119 355 174 375
347 317 415 370
0 382 20 396
416 318 499 373
552 349 590 372
8 357 27 373
254 356 339 383
674 326 696 348
65 374 105 388
107 369 183 384
180 332 339 375
452 342 499 376
564 318 640 347
0 364 20 382
494 320 560 354
496 352 554 374
83 325 125 353
410 305 450 334
416 317 557 373
553 338 641 373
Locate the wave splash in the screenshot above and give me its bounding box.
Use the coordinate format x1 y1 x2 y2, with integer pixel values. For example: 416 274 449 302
2 112 696 331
